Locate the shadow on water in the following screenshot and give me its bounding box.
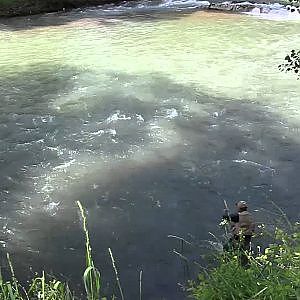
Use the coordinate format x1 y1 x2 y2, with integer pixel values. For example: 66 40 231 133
0 6 219 31
0 64 300 299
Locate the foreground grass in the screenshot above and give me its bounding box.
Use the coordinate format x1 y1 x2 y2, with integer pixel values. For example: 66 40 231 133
189 222 300 300
0 201 118 300
1 202 298 299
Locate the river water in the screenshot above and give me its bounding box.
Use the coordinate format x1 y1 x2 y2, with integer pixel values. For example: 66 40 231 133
0 2 300 299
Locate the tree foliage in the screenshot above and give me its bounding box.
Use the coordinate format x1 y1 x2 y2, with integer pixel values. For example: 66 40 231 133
279 50 300 79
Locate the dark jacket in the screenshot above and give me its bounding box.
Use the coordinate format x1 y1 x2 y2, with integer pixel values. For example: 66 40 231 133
223 212 239 223
222 211 254 236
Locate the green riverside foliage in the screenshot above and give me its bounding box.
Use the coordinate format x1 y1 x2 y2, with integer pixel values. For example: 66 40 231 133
279 50 300 79
189 222 300 300
1 203 298 300
77 201 102 300
0 0 17 5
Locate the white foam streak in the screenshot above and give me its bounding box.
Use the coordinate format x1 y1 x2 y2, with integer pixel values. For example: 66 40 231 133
106 111 132 124
233 159 275 172
53 159 76 171
158 0 210 8
165 108 179 119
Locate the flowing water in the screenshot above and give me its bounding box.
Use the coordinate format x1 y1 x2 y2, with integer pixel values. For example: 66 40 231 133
1 2 300 298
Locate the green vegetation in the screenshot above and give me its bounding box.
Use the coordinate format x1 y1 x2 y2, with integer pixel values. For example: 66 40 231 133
0 0 116 17
0 201 120 300
189 222 300 300
278 0 300 78
0 0 18 5
279 50 300 79
1 201 298 300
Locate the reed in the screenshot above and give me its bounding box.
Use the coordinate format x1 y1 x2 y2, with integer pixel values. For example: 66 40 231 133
77 201 101 300
0 201 114 300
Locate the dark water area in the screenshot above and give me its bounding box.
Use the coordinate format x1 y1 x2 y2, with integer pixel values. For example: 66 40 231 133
1 5 300 299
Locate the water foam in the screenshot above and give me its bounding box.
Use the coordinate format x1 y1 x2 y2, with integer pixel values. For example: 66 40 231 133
82 0 300 22
244 3 300 21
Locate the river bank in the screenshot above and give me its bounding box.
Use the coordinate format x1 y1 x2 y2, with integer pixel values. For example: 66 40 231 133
1 203 299 299
0 0 286 18
0 0 125 17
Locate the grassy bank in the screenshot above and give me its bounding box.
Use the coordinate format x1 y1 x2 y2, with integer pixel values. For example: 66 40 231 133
189 222 300 299
0 203 298 299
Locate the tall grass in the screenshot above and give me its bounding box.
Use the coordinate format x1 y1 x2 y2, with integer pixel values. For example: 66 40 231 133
77 201 101 300
0 201 117 300
2 200 297 300
0 262 75 300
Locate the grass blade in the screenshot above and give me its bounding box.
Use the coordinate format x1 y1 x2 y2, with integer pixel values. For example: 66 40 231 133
77 201 101 300
139 270 142 300
108 248 124 300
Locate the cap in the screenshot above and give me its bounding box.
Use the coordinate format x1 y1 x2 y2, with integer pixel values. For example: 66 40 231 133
237 201 248 210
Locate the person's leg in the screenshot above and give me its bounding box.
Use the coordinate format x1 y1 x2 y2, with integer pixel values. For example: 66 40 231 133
240 235 251 267
223 237 235 252
243 235 251 251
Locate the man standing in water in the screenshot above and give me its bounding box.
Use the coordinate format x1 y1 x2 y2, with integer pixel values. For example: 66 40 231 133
222 201 255 265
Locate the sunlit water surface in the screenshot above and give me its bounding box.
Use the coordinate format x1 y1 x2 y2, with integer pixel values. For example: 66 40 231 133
1 4 300 299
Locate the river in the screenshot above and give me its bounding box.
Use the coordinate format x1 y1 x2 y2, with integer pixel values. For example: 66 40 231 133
0 2 300 299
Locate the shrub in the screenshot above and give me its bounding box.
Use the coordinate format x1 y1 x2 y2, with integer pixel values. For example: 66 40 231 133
189 222 300 300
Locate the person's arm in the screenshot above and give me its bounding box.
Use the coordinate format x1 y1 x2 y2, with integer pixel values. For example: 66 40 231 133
222 211 239 223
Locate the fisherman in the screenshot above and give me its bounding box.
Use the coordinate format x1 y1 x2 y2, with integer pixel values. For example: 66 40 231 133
222 201 255 266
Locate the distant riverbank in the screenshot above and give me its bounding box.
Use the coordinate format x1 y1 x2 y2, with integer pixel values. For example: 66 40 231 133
0 0 284 18
0 0 124 17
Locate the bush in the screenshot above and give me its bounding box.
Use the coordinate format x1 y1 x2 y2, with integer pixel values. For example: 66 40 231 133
189 222 300 300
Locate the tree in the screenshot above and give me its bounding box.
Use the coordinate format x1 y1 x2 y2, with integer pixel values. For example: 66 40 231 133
279 49 300 79
278 0 300 79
